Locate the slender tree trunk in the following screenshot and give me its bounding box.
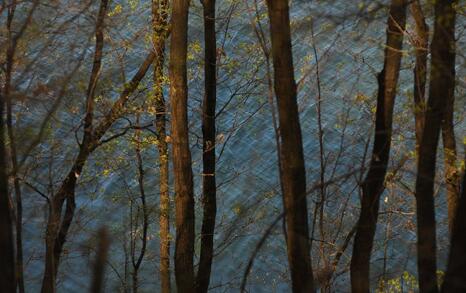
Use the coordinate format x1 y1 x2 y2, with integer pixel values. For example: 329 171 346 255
152 0 171 292
131 115 149 293
442 153 466 292
410 0 428 150
266 1 315 292
0 69 16 293
350 1 407 292
442 81 459 233
169 0 195 291
1 4 18 292
90 228 109 293
6 94 24 293
195 0 217 292
415 0 457 292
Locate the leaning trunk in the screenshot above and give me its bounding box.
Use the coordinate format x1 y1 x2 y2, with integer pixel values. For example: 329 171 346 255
266 0 315 291
350 1 407 292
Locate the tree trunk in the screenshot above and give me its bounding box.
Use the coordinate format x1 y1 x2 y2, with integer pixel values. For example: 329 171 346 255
1 5 19 292
169 0 195 291
6 93 24 293
152 0 170 292
442 82 459 233
442 154 466 292
195 0 217 292
350 1 407 292
415 0 457 292
266 1 315 292
410 0 427 150
90 228 109 293
0 74 16 293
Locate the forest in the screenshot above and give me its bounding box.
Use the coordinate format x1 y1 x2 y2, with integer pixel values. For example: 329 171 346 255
0 0 465 292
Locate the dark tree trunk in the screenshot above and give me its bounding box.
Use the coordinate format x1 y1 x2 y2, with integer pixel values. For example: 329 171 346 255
152 0 170 292
266 1 315 292
195 0 217 292
438 0 459 234
1 5 18 292
410 0 428 149
350 1 407 292
442 80 459 233
169 0 195 292
6 90 24 293
90 228 109 293
442 154 466 292
0 78 16 293
415 0 457 292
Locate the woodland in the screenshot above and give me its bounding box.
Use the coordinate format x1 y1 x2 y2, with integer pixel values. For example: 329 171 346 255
0 0 465 292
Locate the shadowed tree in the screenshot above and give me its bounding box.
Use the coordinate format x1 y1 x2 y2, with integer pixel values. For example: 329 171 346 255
0 58 16 293
90 228 109 293
415 0 457 291
442 152 466 292
195 0 217 292
350 0 408 292
410 0 427 150
266 0 315 291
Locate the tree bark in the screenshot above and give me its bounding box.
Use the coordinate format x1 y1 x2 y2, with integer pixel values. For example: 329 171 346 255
152 0 171 292
266 1 315 292
442 154 466 292
350 1 407 292
90 228 109 293
415 0 457 292
410 0 428 150
195 0 217 292
441 78 459 233
0 64 16 293
169 0 195 291
1 4 19 292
